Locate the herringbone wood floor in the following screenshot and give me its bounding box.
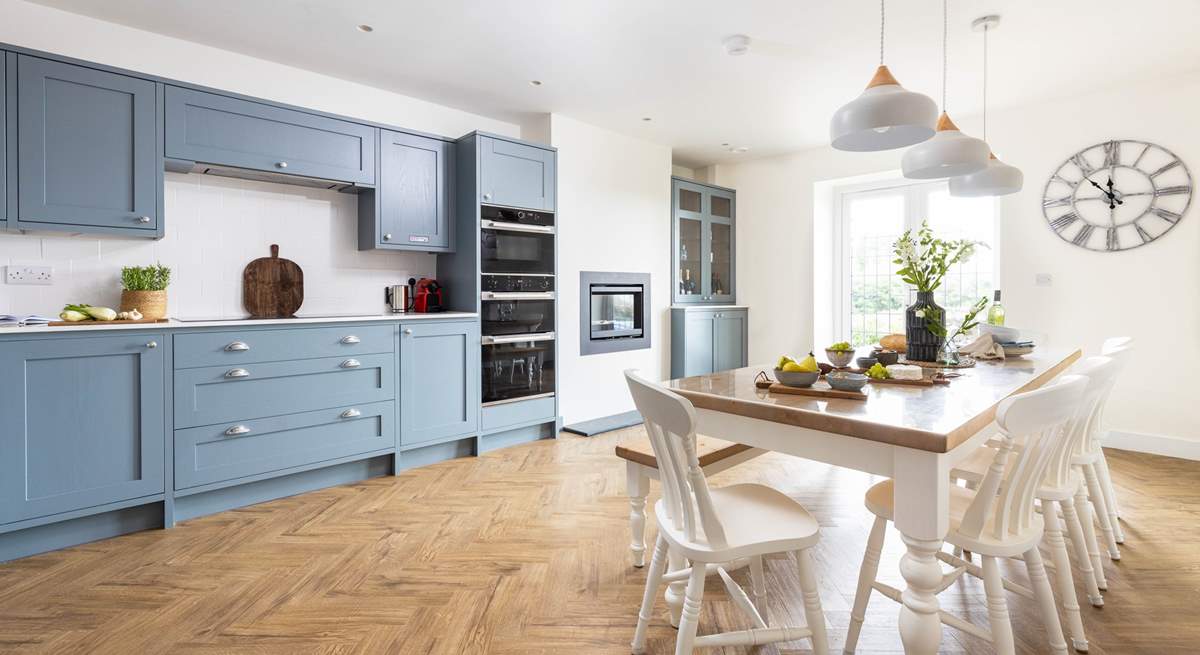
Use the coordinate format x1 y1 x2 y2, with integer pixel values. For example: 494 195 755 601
0 429 1197 654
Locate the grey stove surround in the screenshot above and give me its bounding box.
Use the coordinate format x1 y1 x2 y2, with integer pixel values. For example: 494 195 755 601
579 271 651 356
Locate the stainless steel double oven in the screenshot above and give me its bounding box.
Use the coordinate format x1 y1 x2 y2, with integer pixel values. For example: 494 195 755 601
480 206 556 406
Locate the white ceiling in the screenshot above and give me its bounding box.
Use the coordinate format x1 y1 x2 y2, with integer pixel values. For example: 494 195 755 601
28 0 1200 168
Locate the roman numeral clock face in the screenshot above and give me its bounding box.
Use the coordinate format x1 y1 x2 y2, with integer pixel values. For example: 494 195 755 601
1043 140 1192 251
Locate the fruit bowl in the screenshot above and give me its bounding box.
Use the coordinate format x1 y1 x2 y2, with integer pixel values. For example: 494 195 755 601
826 371 868 392
774 368 820 388
825 348 855 368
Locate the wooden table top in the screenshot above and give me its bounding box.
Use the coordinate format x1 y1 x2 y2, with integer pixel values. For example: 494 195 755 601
666 348 1082 453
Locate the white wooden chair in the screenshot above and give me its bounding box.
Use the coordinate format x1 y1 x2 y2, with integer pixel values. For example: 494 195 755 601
616 436 764 568
845 374 1089 655
950 357 1116 652
623 370 830 655
1092 337 1133 546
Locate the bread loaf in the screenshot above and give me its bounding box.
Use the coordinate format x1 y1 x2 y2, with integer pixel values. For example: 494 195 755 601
879 334 907 351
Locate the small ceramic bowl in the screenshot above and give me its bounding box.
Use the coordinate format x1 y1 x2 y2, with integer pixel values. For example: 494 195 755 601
856 356 878 369
774 368 819 388
825 348 855 368
874 350 900 366
826 371 869 392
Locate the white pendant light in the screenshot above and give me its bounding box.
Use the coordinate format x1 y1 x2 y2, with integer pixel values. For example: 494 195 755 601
830 0 937 152
901 0 988 179
949 15 1023 197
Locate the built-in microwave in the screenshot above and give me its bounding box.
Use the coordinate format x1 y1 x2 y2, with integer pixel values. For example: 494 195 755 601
480 205 555 275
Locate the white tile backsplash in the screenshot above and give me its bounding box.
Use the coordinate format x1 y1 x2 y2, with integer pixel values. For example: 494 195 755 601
0 172 433 318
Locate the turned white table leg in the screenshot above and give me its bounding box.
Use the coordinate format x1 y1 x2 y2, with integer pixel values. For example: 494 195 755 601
626 461 650 568
893 449 949 655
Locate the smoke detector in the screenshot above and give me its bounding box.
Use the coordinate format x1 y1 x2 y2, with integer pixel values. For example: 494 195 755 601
723 35 751 56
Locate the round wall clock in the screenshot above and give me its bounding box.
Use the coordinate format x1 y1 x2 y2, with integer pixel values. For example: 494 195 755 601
1042 140 1192 251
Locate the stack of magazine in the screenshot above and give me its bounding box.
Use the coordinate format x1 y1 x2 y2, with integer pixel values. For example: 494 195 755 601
0 314 54 327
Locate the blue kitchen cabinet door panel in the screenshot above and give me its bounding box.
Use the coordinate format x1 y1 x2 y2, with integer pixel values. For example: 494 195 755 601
400 320 480 446
2 52 9 226
478 136 555 211
378 130 453 250
165 86 376 185
0 334 166 525
713 311 748 373
173 353 395 429
174 401 394 490
17 55 158 231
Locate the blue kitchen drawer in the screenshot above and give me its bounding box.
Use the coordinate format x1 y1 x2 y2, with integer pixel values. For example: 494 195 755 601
481 396 556 432
174 353 395 428
174 400 394 490
165 86 376 185
172 324 395 369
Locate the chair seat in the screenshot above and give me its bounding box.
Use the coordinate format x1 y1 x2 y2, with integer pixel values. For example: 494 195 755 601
615 435 752 470
864 479 1043 557
656 483 820 561
952 446 1082 502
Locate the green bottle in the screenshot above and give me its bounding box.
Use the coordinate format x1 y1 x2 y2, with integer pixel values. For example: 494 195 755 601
987 290 1006 326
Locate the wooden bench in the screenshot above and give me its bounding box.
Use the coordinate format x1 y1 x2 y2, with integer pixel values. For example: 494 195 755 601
615 435 764 567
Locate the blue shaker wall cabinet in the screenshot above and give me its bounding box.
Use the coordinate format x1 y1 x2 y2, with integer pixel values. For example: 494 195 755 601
16 55 161 235
360 130 455 252
0 334 166 525
2 52 10 226
478 135 556 211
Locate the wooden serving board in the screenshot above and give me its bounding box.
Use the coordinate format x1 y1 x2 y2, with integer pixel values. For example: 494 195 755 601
46 318 170 326
867 376 942 387
754 379 868 401
243 244 303 318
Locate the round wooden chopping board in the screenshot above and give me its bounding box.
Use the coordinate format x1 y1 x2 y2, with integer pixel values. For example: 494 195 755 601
243 244 303 318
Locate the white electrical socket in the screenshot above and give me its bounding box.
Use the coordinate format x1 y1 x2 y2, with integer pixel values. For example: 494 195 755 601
1035 273 1053 287
5 265 54 285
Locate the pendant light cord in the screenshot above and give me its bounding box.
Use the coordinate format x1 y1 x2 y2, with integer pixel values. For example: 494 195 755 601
982 23 988 140
879 0 885 65
941 0 948 110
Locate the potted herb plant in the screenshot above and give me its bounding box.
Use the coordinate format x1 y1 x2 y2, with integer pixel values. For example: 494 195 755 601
120 264 171 320
892 222 982 361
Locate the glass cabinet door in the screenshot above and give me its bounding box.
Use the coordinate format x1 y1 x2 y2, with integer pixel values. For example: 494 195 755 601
708 220 734 301
677 216 703 299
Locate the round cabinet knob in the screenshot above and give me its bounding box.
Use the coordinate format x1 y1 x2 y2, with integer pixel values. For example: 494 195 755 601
137 216 152 224
483 193 492 201
403 328 413 335
145 341 157 349
383 233 393 241
275 161 288 169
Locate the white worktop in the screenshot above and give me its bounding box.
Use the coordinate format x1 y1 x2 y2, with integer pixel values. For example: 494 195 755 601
0 312 479 335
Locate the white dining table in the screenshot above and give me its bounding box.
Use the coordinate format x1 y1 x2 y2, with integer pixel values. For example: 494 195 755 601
664 348 1080 654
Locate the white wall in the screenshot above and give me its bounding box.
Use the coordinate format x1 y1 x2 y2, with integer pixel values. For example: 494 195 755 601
714 72 1200 447
551 115 673 424
0 1 518 319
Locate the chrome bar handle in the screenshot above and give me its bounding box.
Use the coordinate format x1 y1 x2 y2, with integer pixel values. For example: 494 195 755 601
340 335 361 344
224 425 251 437
480 219 555 234
340 408 362 419
340 359 361 369
481 331 556 346
224 368 250 378
481 291 555 300
224 341 250 352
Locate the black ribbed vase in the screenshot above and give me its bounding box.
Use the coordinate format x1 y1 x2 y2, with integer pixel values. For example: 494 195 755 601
905 291 945 362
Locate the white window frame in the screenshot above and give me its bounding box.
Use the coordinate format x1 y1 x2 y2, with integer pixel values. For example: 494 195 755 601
831 176 1001 344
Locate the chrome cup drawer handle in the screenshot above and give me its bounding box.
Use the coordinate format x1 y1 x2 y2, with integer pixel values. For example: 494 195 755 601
340 359 361 369
225 341 250 352
340 408 362 419
340 335 361 344
225 368 250 378
224 425 251 437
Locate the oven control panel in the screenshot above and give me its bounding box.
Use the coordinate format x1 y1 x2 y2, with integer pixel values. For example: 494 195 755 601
482 275 555 293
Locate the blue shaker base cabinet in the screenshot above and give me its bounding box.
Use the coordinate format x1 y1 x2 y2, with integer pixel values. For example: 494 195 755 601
669 307 749 379
0 334 165 525
400 319 480 447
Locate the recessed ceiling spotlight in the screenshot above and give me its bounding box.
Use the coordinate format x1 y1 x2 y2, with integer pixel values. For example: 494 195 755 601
721 142 730 147
722 34 751 56
356 24 374 33
728 146 750 153
642 117 652 122
529 80 543 86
